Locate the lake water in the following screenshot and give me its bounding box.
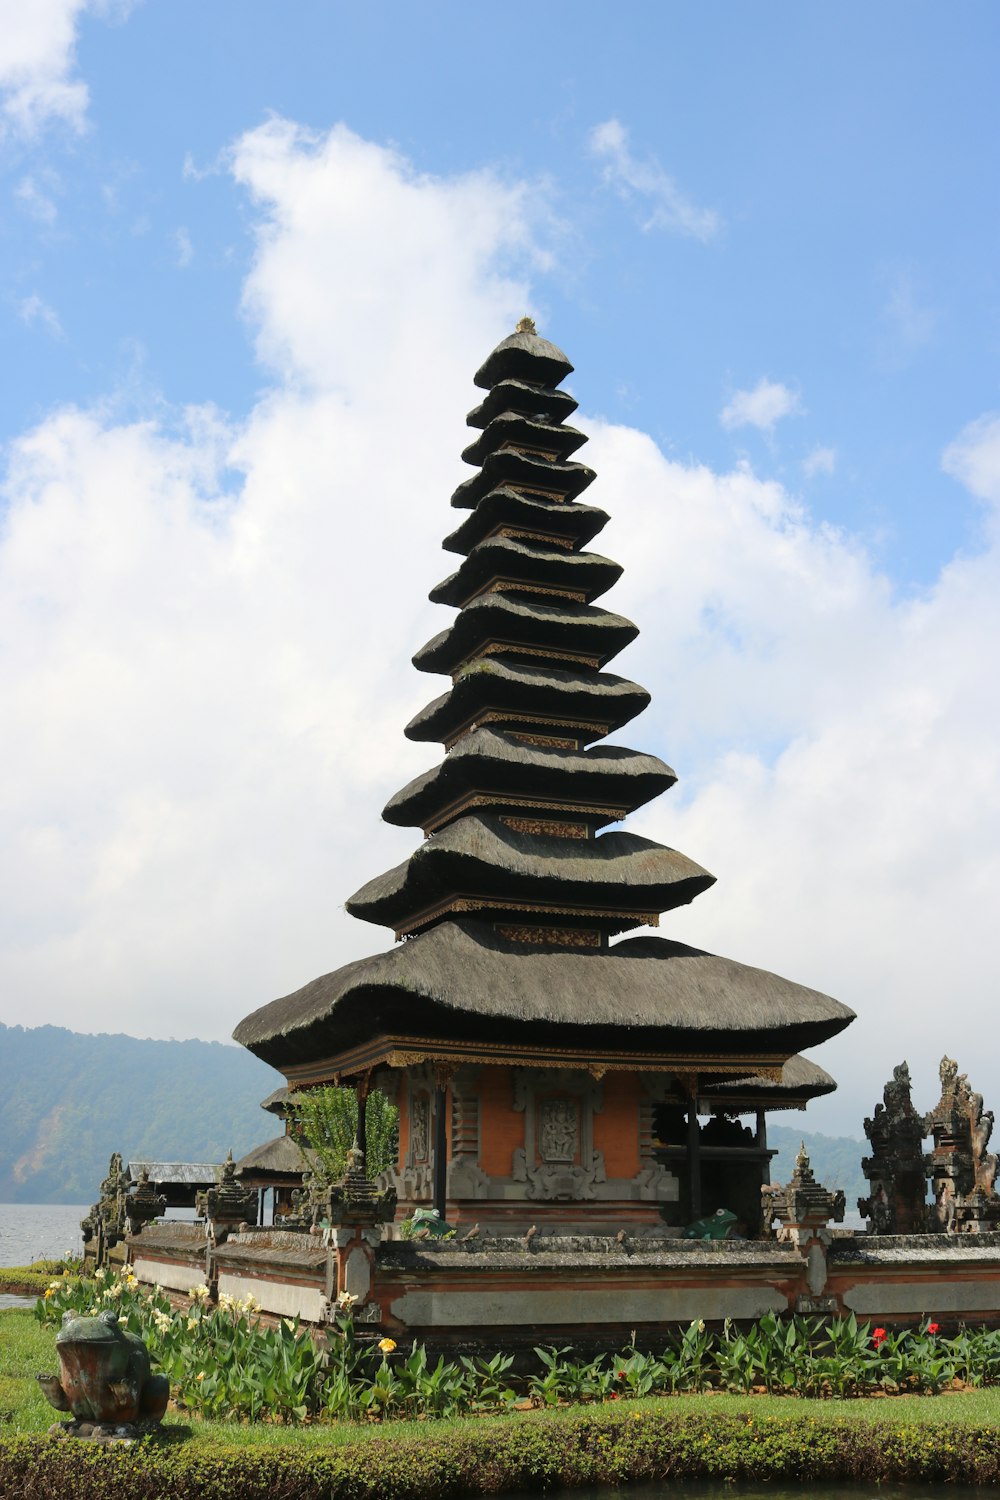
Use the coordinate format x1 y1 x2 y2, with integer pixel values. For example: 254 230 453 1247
0 1202 88 1308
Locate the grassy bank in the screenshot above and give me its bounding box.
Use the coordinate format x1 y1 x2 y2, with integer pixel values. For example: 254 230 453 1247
6 1308 1000 1496
0 1261 78 1298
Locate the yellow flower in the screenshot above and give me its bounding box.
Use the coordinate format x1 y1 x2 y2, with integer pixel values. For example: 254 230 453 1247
378 1337 397 1353
196 1372 205 1382
187 1317 198 1331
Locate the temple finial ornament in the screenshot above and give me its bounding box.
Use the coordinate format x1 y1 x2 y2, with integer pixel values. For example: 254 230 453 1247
515 315 537 334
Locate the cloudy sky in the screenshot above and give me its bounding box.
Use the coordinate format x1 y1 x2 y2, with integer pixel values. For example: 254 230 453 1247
2 2 999 1136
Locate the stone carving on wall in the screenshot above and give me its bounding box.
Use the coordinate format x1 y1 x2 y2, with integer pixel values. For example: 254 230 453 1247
925 1056 1000 1233
539 1097 578 1163
858 1061 927 1234
511 1069 605 1201
410 1095 430 1163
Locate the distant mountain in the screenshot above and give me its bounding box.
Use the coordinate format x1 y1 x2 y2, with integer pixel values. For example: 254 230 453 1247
0 1022 283 1204
0 1020 869 1212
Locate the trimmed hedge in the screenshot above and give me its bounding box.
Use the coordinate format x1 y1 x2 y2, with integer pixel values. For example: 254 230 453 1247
3 1408 1000 1499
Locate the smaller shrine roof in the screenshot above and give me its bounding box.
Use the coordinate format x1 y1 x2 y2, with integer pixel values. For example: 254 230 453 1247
346 815 714 932
430 537 622 608
701 1053 837 1112
467 378 578 429
260 1085 289 1115
383 729 675 829
412 593 638 676
461 412 588 467
405 659 650 744
474 327 573 390
444 487 610 555
233 1134 313 1178
452 449 596 509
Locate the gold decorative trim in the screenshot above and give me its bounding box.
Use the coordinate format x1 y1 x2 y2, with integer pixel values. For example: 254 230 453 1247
496 925 601 948
479 581 587 605
396 895 661 939
283 1036 793 1086
494 526 575 551
443 711 608 749
422 794 623 837
500 815 587 839
495 441 561 463
509 484 568 503
458 641 601 673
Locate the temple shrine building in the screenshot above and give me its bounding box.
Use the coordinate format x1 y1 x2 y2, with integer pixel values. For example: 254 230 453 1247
233 321 855 1241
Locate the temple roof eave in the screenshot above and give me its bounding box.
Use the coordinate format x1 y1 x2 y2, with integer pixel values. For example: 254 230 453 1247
382 729 677 827
232 920 855 1074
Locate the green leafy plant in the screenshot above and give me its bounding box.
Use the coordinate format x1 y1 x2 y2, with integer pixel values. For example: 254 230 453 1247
285 1085 398 1183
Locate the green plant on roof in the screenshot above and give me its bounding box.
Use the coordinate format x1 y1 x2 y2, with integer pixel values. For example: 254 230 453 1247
285 1085 398 1184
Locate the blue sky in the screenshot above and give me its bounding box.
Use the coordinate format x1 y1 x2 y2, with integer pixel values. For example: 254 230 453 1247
2 2 1000 1134
7 3 999 577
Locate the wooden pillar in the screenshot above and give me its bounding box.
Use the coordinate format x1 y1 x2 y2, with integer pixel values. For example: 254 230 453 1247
433 1085 448 1219
687 1103 702 1220
756 1109 769 1183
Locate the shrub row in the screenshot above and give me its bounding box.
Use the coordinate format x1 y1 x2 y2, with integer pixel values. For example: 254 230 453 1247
3 1408 1000 1499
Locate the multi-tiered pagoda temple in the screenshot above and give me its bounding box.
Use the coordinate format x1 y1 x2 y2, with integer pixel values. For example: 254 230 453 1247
234 321 854 1238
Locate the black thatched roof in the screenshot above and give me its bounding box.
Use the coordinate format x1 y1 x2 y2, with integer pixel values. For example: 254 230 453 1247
383 729 676 830
461 412 588 468
701 1053 837 1112
444 486 610 556
345 813 714 933
467 378 578 430
430 537 622 609
474 328 573 390
452 448 596 510
233 1133 313 1178
233 919 855 1072
413 593 638 676
405 659 650 745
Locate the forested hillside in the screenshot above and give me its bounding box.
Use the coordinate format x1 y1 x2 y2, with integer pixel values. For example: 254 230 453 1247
0 1022 282 1203
0 1020 868 1210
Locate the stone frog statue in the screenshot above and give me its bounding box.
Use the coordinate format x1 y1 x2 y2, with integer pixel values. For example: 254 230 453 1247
38 1309 170 1429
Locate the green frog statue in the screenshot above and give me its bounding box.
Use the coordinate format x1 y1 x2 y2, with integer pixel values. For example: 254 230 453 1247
38 1309 170 1435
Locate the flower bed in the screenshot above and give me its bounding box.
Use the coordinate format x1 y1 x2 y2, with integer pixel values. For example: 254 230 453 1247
34 1269 1000 1424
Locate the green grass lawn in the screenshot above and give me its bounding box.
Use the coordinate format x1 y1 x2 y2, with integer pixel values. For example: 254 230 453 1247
6 1306 1000 1451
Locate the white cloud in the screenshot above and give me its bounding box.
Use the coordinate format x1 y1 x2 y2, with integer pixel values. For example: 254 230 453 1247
14 173 59 224
803 445 836 478
174 227 194 268
720 378 802 433
942 412 1000 508
18 292 64 338
879 270 938 365
2 118 999 1141
0 0 132 137
588 118 722 242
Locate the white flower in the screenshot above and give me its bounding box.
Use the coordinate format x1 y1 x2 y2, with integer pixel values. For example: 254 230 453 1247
218 1292 235 1312
189 1284 210 1303
153 1311 172 1334
335 1290 358 1308
94 1268 106 1281
187 1317 198 1331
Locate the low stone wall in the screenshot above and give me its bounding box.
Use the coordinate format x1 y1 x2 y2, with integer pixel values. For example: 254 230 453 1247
126 1221 1000 1345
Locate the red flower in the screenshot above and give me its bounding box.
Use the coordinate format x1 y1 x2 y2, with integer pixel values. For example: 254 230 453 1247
872 1326 887 1346
617 1370 627 1380
609 1392 619 1400
927 1322 940 1335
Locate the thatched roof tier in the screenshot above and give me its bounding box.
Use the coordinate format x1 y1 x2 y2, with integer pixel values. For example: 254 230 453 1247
232 919 854 1074
430 538 622 609
700 1053 837 1113
467 378 578 430
233 1133 313 1179
444 487 610 556
452 448 596 510
260 1085 289 1115
461 412 588 468
345 813 714 935
412 594 638 676
127 1162 222 1187
474 327 573 390
404 659 651 746
382 729 676 831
